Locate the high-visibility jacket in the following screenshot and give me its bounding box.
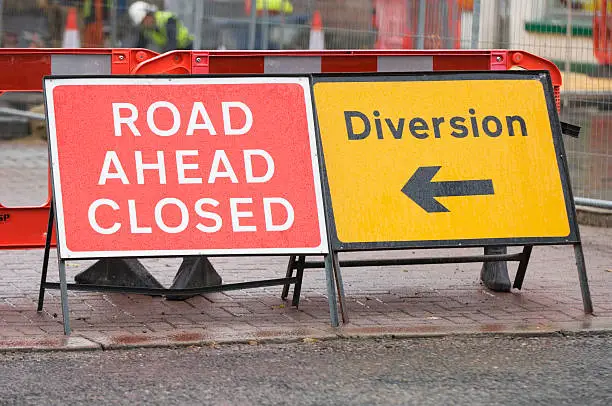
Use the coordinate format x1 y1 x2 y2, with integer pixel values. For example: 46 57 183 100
584 0 612 11
253 0 294 14
143 11 194 49
257 0 293 13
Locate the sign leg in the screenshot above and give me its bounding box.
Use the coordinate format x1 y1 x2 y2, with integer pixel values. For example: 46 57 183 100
58 259 71 335
291 256 306 307
281 255 296 300
324 254 340 327
37 205 55 311
573 243 594 314
332 252 349 324
512 245 533 290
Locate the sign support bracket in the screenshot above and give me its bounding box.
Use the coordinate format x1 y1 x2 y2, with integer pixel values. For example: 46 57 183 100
573 243 593 314
282 254 341 325
58 259 71 335
332 252 348 324
324 254 340 327
280 255 307 307
37 204 55 312
281 255 297 300
37 204 73 335
512 245 533 290
292 256 306 307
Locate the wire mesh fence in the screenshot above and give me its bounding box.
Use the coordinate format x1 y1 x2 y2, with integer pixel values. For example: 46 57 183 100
0 0 610 203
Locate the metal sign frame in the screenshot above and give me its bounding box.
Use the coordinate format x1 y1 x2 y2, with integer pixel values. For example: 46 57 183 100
44 75 329 259
311 70 580 251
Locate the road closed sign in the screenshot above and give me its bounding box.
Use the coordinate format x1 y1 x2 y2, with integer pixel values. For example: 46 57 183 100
45 77 327 259
312 72 578 249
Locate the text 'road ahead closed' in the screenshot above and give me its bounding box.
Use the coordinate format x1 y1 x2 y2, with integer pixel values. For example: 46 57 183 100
45 77 327 258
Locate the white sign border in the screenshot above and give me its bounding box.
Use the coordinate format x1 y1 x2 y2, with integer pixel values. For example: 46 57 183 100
44 76 329 259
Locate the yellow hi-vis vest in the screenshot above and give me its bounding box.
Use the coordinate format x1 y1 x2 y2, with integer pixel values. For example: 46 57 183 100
256 0 293 14
144 11 194 49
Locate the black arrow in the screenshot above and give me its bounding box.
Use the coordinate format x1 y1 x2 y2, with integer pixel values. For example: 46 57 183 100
401 166 494 213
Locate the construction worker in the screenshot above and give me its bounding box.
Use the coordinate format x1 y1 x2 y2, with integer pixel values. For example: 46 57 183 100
244 0 294 49
81 0 108 47
81 0 128 47
128 1 194 53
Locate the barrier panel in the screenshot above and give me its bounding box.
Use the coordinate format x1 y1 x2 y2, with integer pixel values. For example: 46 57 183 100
0 48 589 333
0 48 562 250
0 48 158 249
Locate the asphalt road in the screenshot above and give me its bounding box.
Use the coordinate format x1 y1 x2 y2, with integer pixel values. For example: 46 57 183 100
1 334 611 405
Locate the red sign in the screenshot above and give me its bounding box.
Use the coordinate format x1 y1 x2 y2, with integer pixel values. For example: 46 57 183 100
45 77 327 259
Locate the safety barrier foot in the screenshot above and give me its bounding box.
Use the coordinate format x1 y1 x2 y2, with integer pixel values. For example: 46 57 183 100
74 258 163 294
166 256 222 301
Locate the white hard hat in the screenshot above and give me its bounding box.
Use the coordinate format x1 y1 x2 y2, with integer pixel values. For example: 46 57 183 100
128 1 158 26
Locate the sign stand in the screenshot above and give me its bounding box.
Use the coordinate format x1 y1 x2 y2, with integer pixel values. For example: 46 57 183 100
39 75 333 335
307 71 594 324
285 241 593 323
283 256 347 326
36 204 312 335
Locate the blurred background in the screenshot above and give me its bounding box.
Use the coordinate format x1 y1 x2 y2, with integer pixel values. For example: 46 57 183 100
0 0 610 205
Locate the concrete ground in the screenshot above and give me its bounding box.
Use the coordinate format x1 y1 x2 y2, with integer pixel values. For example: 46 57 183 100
1 138 611 351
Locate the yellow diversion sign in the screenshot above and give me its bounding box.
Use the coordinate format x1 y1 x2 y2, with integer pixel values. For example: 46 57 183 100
312 72 578 249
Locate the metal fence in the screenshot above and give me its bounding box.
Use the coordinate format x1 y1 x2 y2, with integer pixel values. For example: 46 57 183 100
0 0 610 204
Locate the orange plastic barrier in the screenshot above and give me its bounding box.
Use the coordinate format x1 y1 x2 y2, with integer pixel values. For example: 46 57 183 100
0 48 562 249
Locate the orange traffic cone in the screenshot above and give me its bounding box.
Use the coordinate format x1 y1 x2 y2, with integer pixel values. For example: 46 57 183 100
309 10 324 50
62 7 81 48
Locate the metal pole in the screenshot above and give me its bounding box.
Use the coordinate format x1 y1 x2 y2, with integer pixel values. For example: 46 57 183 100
603 0 609 63
0 0 4 46
566 1 573 76
110 0 117 47
281 256 296 299
279 0 287 50
0 107 45 120
262 1 270 50
332 253 348 324
58 260 71 335
471 0 481 49
248 0 258 49
324 254 339 327
37 205 55 312
441 0 449 48
95 0 103 46
193 0 204 49
574 197 612 209
573 243 594 314
416 0 426 49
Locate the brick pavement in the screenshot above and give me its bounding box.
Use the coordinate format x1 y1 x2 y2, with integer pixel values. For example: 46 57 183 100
1 138 611 351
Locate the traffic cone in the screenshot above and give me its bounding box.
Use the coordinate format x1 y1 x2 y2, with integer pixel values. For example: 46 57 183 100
62 7 81 48
309 10 324 50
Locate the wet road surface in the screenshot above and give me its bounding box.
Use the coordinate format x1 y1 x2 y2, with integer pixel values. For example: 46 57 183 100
1 333 611 405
